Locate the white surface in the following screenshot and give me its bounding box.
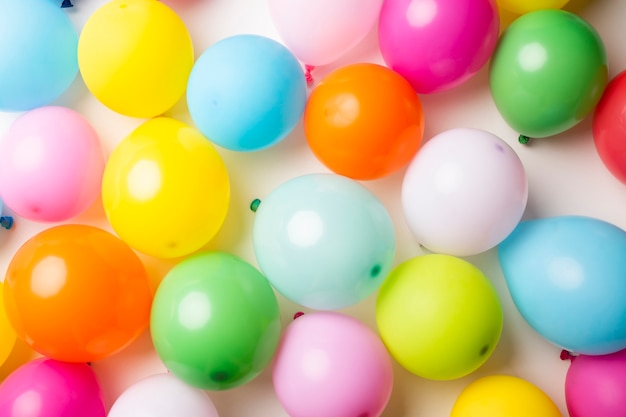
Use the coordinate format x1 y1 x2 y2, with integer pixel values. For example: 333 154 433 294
1 0 625 416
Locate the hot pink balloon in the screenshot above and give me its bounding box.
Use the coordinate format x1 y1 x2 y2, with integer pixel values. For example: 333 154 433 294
0 106 105 222
565 349 626 417
0 358 105 417
378 0 499 94
272 311 393 417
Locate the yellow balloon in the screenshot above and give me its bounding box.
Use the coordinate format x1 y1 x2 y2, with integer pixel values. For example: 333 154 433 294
450 375 562 417
102 117 230 259
78 0 193 118
0 284 17 367
497 0 570 15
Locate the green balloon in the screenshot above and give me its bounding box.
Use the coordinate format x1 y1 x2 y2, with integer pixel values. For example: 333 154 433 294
150 251 281 390
489 10 607 138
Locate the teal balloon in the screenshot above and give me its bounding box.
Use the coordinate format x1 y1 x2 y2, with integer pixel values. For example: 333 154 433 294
0 0 78 111
498 216 626 355
489 10 607 138
253 173 396 310
150 251 281 390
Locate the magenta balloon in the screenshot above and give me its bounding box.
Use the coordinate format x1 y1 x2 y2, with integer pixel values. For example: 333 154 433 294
0 358 105 417
378 0 499 94
565 349 626 417
272 312 394 417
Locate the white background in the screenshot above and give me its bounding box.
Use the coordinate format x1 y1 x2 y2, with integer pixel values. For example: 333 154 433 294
1 0 625 416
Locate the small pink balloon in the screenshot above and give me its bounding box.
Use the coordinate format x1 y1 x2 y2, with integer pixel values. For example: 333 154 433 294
0 106 105 222
0 358 106 417
272 311 393 417
565 349 626 417
378 0 499 94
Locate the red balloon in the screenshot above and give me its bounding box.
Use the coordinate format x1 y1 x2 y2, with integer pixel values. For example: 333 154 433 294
593 70 626 184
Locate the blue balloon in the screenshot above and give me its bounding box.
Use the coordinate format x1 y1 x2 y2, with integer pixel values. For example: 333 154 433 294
252 173 396 310
498 215 626 355
0 0 78 111
187 34 307 152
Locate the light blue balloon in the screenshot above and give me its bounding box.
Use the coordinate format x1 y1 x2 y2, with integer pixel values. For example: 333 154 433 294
252 173 396 310
187 34 307 152
498 215 626 355
0 0 78 111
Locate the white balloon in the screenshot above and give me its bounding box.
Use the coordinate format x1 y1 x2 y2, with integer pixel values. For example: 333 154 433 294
401 128 528 256
108 373 219 417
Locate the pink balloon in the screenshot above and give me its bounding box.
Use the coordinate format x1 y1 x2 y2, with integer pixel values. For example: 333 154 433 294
378 0 499 94
0 106 105 222
565 349 626 417
0 358 105 417
272 312 393 417
267 0 383 66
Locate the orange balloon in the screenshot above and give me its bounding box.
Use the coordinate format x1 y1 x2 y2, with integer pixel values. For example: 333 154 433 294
2 224 153 363
304 63 425 180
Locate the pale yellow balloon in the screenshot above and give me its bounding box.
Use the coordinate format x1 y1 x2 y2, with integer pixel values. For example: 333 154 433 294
498 0 570 15
78 0 193 118
102 117 230 259
450 375 562 417
0 284 17 367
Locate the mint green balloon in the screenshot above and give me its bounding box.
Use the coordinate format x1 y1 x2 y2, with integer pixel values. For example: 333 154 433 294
150 251 281 390
489 10 607 138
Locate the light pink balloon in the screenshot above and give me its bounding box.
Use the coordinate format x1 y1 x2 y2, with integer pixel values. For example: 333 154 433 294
0 106 105 222
267 0 383 66
378 0 499 93
272 311 393 417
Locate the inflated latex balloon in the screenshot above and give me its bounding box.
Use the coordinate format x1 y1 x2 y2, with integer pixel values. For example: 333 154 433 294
151 251 281 390
267 0 383 66
253 173 395 310
565 349 626 417
2 224 153 362
108 373 219 417
450 375 562 417
593 70 626 184
78 0 193 118
0 285 16 368
402 128 527 256
376 254 502 380
304 63 424 180
499 0 570 15
378 0 499 94
490 10 607 138
0 0 78 111
273 312 393 417
0 106 105 222
0 358 105 417
101 117 230 259
498 215 626 355
187 34 306 151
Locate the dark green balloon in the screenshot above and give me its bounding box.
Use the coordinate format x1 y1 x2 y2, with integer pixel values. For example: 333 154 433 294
150 251 281 390
489 10 607 138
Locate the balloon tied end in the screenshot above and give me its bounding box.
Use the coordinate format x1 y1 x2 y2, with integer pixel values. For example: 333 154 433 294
0 216 13 230
293 311 305 320
518 134 531 145
61 0 74 8
560 349 574 361
250 198 261 212
304 65 315 86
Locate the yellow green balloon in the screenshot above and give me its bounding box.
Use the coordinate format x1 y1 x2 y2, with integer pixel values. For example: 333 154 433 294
78 0 193 118
375 254 502 380
498 0 569 15
102 117 230 259
450 375 562 417
0 284 17 367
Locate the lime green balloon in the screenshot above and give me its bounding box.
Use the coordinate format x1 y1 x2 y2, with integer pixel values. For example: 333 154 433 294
375 254 503 380
150 251 281 390
489 10 607 138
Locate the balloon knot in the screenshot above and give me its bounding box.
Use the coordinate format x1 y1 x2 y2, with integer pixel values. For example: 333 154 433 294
518 134 531 145
250 198 261 212
293 311 305 320
560 349 573 361
0 216 13 230
304 65 315 86
61 0 73 7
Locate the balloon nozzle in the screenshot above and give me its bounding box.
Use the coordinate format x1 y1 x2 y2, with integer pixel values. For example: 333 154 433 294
61 0 73 7
518 135 531 145
0 216 14 230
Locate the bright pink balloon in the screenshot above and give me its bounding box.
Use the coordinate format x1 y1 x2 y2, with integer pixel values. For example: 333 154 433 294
565 349 626 417
272 312 393 417
378 0 499 94
0 106 105 222
0 358 105 417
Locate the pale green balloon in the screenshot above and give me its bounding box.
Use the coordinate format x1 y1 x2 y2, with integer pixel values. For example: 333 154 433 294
376 254 503 380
